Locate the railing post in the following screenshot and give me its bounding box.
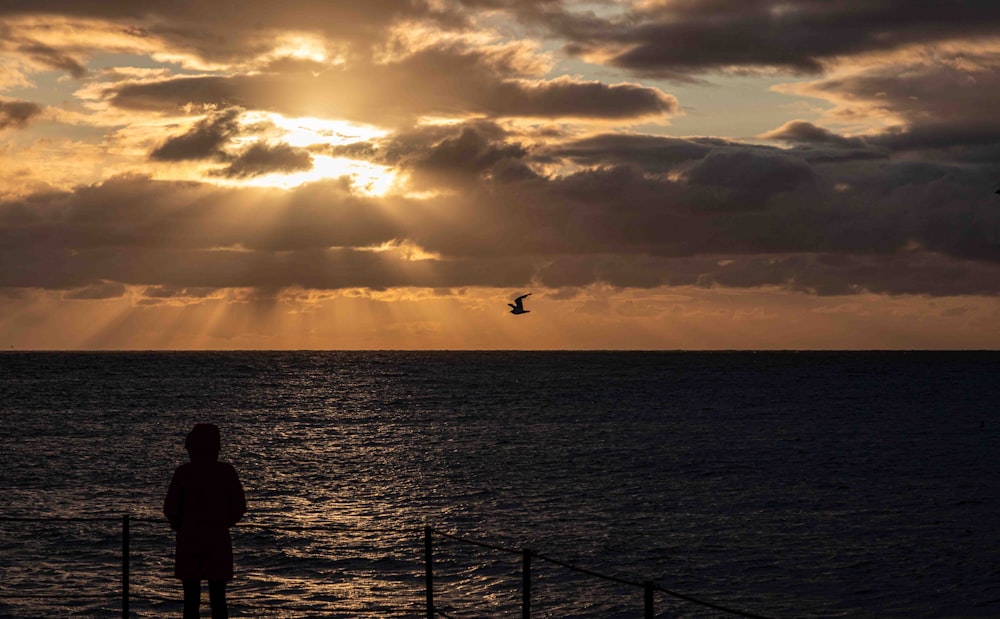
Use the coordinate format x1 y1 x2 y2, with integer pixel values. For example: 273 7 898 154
122 514 130 619
424 526 434 619
522 548 532 619
644 581 654 619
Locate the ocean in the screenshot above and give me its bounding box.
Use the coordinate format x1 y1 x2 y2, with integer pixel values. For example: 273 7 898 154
0 351 997 618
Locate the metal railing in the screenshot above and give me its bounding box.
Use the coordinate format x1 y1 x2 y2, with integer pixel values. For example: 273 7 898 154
423 526 775 619
0 515 776 618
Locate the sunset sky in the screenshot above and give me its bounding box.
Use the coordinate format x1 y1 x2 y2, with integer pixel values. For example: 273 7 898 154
2 1 1000 349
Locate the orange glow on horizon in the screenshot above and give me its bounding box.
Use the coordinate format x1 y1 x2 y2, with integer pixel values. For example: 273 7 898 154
3 286 1000 350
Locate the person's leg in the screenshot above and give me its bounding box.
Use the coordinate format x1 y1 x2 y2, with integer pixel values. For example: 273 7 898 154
208 580 229 619
182 580 201 619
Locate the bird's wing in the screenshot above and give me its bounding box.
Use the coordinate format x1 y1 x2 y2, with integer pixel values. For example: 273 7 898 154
515 293 531 302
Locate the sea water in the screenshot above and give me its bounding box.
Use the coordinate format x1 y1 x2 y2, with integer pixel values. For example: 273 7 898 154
0 351 998 618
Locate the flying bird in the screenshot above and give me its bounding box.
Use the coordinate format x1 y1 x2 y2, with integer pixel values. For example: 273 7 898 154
508 293 531 315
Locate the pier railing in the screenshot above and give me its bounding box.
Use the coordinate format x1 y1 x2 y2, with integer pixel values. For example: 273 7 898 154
0 515 774 618
423 526 773 619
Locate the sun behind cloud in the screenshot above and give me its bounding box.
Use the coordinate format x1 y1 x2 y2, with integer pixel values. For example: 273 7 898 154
245 113 395 194
148 110 398 194
230 154 396 194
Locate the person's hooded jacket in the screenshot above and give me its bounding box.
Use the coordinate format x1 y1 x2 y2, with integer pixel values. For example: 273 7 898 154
164 424 247 581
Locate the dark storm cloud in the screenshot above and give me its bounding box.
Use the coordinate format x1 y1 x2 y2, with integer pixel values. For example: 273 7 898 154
512 0 1000 77
149 108 243 162
107 44 677 123
214 142 313 178
0 99 43 130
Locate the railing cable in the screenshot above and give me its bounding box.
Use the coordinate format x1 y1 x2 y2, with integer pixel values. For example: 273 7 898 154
532 549 646 589
431 527 520 555
426 527 777 619
0 515 120 523
649 582 773 619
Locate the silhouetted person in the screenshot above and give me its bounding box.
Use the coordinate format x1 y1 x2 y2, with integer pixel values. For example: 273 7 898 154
165 424 247 619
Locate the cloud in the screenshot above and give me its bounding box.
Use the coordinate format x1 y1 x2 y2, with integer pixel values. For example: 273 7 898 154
2 2 1000 304
149 108 243 162
760 120 868 148
214 142 313 178
332 121 535 188
0 98 42 129
774 47 1000 161
141 285 220 300
0 1 445 64
873 123 1000 162
547 134 723 170
787 48 1000 124
517 1 1000 78
549 131 886 173
107 43 677 123
684 148 815 206
0 174 409 255
758 120 891 163
147 107 312 177
534 250 1000 297
62 280 126 299
490 76 678 120
1 143 999 297
403 124 524 171
16 39 87 77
